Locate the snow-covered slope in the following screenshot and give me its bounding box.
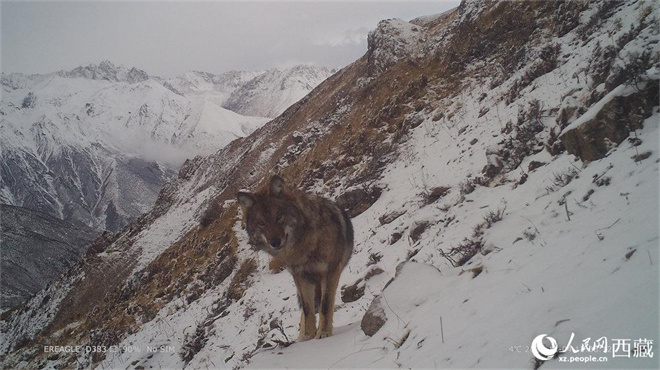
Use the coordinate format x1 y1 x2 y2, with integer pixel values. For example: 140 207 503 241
223 65 335 118
1 1 658 369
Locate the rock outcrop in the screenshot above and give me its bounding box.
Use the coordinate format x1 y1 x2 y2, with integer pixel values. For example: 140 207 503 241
560 83 659 162
366 19 425 76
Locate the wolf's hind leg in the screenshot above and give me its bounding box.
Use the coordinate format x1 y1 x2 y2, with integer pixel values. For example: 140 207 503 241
316 268 341 339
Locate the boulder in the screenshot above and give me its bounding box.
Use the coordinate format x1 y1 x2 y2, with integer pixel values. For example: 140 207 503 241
341 279 365 303
482 146 504 179
559 83 658 162
360 296 387 336
378 209 406 225
366 19 425 76
336 186 382 218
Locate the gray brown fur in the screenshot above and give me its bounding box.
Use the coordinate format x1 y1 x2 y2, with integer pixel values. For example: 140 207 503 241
237 175 353 340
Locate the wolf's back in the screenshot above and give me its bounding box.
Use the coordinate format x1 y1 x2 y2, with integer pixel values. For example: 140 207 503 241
302 195 354 262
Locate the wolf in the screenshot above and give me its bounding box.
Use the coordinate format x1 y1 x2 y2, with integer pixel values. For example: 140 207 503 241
237 175 353 341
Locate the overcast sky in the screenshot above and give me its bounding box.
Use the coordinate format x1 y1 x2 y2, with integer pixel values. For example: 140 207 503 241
1 1 459 77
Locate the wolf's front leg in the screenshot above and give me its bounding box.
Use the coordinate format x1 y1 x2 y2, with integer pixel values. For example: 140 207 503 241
316 268 341 339
297 311 306 340
296 278 317 341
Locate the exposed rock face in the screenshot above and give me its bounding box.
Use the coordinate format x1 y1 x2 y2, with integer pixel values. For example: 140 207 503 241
21 92 36 109
0 146 175 232
335 186 383 218
360 296 386 336
60 60 149 83
0 204 97 309
559 83 659 162
366 19 425 76
125 67 150 84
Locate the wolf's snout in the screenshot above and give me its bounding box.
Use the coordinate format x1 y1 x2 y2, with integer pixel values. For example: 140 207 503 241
270 237 282 249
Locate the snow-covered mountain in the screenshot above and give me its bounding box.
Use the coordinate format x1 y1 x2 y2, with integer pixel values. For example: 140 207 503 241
2 1 658 369
0 62 329 232
58 60 150 84
223 65 335 118
157 70 262 103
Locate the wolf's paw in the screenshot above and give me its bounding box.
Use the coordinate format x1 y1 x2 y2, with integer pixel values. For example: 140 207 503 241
268 258 286 273
297 333 315 342
315 330 332 339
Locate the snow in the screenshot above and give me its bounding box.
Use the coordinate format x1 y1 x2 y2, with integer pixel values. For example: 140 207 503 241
0 270 82 354
0 74 258 162
225 2 660 367
134 186 210 270
1 63 328 167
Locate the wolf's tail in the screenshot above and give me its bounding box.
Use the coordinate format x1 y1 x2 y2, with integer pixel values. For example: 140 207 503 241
341 208 354 247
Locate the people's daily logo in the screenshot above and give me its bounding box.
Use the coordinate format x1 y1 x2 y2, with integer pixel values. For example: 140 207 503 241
531 334 558 361
530 333 654 363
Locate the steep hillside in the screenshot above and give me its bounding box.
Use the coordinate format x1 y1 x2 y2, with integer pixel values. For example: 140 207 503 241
0 205 97 310
1 1 658 369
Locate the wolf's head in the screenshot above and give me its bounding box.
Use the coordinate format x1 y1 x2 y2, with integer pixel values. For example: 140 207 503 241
237 175 304 256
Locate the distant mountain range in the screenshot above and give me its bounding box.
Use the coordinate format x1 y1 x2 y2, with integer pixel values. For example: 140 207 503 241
0 61 334 232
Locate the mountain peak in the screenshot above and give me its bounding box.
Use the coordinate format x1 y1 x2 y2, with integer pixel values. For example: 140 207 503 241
59 60 149 83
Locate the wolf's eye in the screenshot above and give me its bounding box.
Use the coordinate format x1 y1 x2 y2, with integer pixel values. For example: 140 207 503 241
276 213 283 221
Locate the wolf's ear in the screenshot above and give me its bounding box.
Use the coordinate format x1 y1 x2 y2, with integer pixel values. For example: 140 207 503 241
237 191 255 209
269 175 285 197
